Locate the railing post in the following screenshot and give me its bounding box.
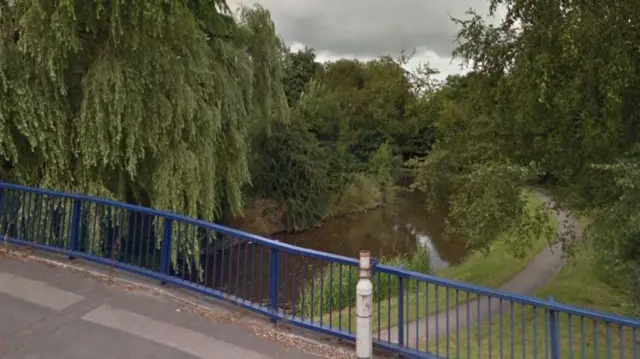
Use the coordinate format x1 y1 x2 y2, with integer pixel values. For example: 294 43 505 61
269 246 280 321
549 297 561 359
160 219 173 284
398 276 405 346
68 200 82 260
356 250 373 359
0 187 4 220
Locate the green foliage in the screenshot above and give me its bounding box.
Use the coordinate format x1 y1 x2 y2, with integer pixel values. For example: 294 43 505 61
281 46 321 107
0 1 289 222
250 114 334 231
0 1 292 277
405 0 640 308
367 142 401 203
249 52 437 231
300 246 432 318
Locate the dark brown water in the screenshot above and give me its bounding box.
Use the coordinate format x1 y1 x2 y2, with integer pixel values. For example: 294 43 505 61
195 190 469 308
274 190 469 269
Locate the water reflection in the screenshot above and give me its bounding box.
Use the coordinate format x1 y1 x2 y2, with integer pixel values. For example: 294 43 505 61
275 190 468 269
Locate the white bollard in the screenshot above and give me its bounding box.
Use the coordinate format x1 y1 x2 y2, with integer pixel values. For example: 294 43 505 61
356 250 373 358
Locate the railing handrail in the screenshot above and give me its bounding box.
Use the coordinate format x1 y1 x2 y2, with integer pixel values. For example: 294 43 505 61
0 182 359 266
2 181 639 330
376 263 640 328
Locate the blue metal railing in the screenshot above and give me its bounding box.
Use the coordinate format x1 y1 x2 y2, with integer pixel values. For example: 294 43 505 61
0 181 638 359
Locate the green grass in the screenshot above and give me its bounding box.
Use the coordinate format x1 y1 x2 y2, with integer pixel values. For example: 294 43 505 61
308 189 558 333
425 231 636 358
299 246 432 319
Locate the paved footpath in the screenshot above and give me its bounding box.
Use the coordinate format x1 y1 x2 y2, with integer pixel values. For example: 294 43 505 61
0 256 325 359
380 188 580 347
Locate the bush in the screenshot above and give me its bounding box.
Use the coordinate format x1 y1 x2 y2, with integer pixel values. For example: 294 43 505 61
326 173 382 217
299 246 432 318
250 117 334 231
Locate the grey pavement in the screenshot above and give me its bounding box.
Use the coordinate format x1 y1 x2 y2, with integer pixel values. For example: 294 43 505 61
380 188 579 348
0 256 324 359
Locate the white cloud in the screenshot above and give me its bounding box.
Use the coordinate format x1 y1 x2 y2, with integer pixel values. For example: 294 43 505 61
231 0 502 78
290 43 469 79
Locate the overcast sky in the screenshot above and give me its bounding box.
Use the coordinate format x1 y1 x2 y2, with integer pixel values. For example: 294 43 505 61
228 0 502 78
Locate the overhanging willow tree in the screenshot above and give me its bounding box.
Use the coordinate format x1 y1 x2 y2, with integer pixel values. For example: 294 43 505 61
0 1 288 277
0 0 287 221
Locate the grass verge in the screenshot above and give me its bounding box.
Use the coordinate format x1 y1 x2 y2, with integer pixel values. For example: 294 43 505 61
309 189 558 333
425 241 637 358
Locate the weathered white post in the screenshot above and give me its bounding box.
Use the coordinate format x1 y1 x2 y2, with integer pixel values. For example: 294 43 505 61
356 250 373 358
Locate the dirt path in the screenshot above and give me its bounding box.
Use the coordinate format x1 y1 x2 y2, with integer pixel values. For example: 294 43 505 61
379 188 580 347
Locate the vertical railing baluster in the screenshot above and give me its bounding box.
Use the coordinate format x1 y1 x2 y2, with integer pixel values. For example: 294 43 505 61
510 301 514 359
398 275 404 346
477 296 481 359
387 272 391 343
292 256 298 320
338 263 342 331
310 261 316 323
426 282 430 347
269 246 280 321
594 320 599 358
435 285 439 355
242 241 249 301
328 262 333 328
568 315 573 359
136 213 143 267
259 246 264 306
617 325 623 359
220 234 227 292
227 234 234 290
457 289 461 359
468 292 471 359
142 215 150 269
607 322 612 359
546 305 550 359
301 260 307 321
499 299 503 359
36 196 50 246
347 265 352 333
446 287 450 358
68 199 82 260
319 262 325 327
180 223 188 280
377 272 381 340
416 279 419 349
282 252 288 316
24 191 32 242
549 298 561 359
581 316 586 359
0 187 4 231
522 304 527 359
204 230 212 288
632 328 637 359
160 218 173 284
152 218 160 272
31 194 43 245
249 242 256 303
235 238 241 297
489 296 492 358
534 307 538 359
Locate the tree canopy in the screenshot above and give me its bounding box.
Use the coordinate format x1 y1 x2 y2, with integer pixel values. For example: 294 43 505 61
409 0 640 308
0 0 287 222
4 0 639 309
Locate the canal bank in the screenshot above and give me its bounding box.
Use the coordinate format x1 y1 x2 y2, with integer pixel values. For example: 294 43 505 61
202 187 557 328
313 188 559 332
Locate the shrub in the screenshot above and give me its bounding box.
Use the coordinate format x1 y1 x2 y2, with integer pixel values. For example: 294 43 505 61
299 245 432 318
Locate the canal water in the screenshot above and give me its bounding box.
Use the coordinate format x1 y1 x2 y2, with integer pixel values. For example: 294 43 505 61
200 189 470 310
274 190 468 269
